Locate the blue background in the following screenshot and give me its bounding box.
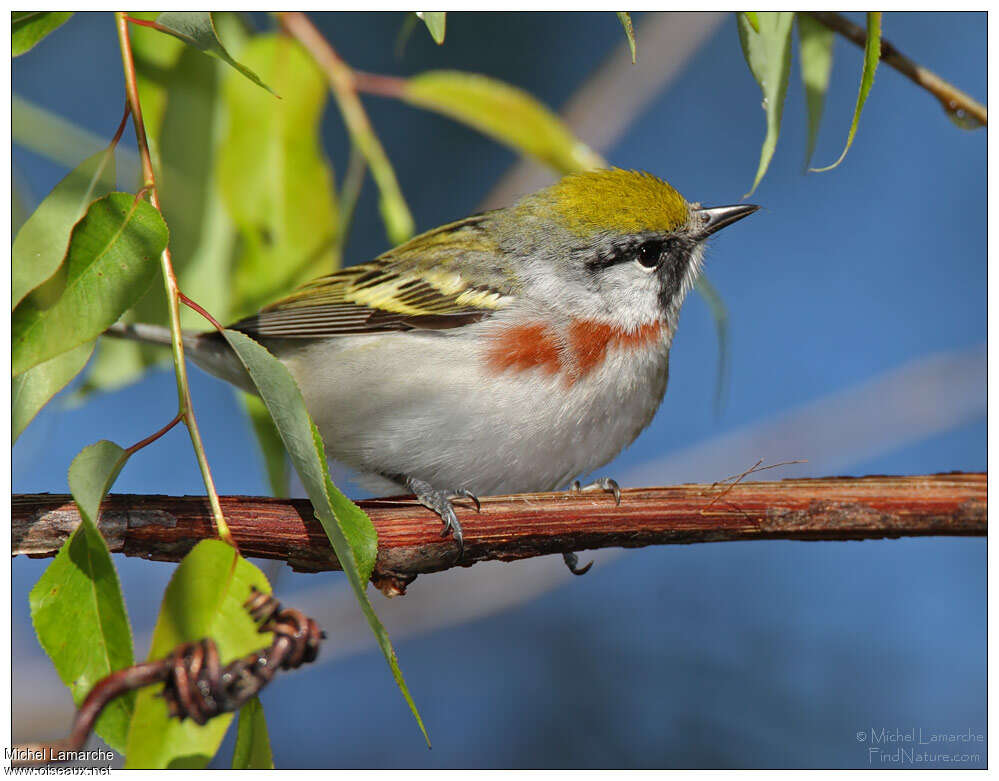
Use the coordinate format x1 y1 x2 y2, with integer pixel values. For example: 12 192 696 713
13 12 986 769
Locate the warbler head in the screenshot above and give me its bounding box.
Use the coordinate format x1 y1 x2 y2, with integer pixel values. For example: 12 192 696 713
495 168 758 332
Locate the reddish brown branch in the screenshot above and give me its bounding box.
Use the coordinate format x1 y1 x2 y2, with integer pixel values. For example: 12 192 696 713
13 474 985 594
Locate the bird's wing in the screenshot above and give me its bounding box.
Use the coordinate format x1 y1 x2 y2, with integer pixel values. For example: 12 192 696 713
230 214 518 339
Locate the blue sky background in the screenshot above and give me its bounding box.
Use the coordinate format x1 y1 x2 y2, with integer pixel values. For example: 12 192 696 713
13 12 985 769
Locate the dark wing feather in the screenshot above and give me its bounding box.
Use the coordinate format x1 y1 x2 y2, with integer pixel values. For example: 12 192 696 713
230 213 517 339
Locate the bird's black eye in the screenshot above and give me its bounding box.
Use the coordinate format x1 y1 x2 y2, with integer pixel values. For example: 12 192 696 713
636 240 663 269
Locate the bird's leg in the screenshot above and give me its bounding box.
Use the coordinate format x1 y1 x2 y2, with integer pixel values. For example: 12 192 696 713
561 477 621 575
570 477 622 505
405 477 480 558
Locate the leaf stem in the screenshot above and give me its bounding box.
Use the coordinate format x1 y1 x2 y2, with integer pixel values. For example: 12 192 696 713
114 12 236 550
180 292 225 332
125 412 184 456
804 11 986 128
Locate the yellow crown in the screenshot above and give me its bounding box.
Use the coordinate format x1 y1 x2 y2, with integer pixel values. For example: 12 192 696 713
540 169 691 237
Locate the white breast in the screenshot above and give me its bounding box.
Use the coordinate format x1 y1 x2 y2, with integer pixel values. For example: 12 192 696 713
278 319 671 495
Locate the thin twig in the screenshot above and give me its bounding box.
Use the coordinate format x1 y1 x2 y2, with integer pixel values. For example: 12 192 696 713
805 11 986 128
114 13 236 550
13 474 986 597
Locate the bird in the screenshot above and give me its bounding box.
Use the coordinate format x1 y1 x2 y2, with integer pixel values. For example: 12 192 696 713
111 168 758 571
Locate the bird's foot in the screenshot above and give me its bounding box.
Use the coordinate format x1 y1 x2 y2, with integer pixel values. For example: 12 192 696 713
562 551 593 576
562 477 621 575
406 477 480 558
570 476 622 505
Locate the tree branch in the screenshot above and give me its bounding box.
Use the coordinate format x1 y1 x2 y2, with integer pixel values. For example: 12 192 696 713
13 473 985 594
805 11 987 128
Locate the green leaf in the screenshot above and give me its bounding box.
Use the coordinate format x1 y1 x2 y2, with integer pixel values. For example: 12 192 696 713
152 12 275 95
80 24 239 398
744 12 760 33
232 697 274 769
12 12 73 57
12 193 168 376
217 34 338 320
240 391 290 498
29 440 135 754
737 12 794 197
68 440 131 525
13 340 94 442
616 12 637 64
125 540 271 769
811 12 881 172
416 12 446 44
403 71 604 174
13 148 117 309
220 330 427 744
135 41 236 332
796 14 835 169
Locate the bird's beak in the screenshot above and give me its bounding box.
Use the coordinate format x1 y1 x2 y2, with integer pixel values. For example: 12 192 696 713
693 204 759 239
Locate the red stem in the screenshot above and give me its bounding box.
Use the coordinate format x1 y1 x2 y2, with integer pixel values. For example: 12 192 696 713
179 292 226 332
125 412 184 455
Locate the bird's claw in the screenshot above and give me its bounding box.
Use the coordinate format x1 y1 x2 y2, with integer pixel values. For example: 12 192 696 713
570 477 622 505
563 477 621 575
562 551 593 576
407 478 480 559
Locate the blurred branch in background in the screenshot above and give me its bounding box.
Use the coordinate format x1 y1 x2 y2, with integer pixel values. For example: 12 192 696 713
13 473 986 589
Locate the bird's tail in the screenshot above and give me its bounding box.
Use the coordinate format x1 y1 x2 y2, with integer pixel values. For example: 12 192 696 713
104 321 254 392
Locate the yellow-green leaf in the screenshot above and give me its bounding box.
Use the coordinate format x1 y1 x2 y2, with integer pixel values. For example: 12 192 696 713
13 340 94 442
232 697 274 769
616 12 637 64
403 71 603 174
796 13 835 169
12 12 73 57
220 330 428 745
12 193 168 376
125 541 271 769
13 147 117 309
811 12 881 172
30 441 135 753
416 12 446 44
744 11 760 33
217 34 338 320
152 12 275 95
81 25 237 397
737 11 794 197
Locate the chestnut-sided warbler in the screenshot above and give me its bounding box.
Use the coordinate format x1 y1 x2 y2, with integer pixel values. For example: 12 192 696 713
114 168 757 567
